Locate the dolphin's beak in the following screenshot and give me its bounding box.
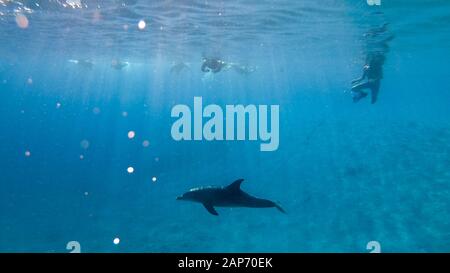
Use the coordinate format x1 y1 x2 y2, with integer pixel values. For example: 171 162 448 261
176 196 183 200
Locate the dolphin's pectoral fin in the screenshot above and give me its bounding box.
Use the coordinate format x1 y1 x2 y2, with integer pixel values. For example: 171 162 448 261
274 202 286 214
226 179 244 192
203 203 219 216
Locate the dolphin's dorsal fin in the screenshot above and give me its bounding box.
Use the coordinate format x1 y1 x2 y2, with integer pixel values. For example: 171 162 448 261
203 203 219 216
226 179 244 192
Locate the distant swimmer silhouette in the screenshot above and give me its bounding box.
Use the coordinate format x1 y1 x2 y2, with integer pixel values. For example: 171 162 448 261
176 179 285 216
201 57 256 75
351 21 393 104
68 59 94 69
351 52 385 104
231 63 257 75
201 57 228 73
111 59 129 70
170 61 190 74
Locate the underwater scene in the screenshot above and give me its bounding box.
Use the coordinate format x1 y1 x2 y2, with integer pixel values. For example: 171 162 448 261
1 0 450 253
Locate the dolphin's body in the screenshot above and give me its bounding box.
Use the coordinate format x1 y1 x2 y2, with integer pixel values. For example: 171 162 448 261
176 179 285 216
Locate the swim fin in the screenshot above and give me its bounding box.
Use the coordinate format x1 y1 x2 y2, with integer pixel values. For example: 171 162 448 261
352 91 368 103
371 88 379 104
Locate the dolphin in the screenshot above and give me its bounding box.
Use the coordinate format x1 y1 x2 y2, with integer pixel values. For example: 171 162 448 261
176 179 285 216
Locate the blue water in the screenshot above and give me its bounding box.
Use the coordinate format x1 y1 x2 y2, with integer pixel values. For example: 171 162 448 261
1 0 450 253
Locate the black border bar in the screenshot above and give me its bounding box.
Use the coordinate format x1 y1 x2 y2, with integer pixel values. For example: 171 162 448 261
0 253 449 272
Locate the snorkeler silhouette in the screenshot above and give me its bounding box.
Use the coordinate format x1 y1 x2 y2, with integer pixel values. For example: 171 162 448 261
351 22 394 104
201 57 256 75
201 57 228 73
351 52 385 104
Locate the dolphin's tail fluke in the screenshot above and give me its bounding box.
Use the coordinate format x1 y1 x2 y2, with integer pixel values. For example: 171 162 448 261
274 202 286 214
